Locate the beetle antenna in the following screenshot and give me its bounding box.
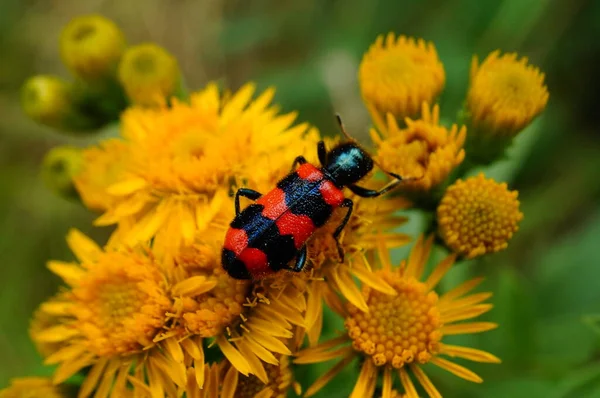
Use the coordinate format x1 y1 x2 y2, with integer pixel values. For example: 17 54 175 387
335 114 355 142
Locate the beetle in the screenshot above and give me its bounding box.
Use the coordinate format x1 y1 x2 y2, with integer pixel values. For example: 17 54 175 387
221 116 405 280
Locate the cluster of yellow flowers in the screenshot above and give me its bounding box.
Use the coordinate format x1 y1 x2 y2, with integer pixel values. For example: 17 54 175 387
6 15 548 398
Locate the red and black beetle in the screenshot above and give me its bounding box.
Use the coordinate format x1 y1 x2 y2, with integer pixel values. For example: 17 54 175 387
222 116 405 280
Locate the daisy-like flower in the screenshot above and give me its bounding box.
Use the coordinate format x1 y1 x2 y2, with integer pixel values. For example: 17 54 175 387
300 187 411 346
359 33 445 129
371 103 466 192
437 173 523 259
467 50 549 138
0 377 68 398
60 15 126 81
32 225 305 394
31 229 186 397
77 83 319 260
118 43 181 106
295 235 500 398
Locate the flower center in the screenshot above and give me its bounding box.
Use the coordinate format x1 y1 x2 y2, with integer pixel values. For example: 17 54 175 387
437 173 523 258
490 67 531 106
72 252 171 357
345 274 442 368
377 52 417 85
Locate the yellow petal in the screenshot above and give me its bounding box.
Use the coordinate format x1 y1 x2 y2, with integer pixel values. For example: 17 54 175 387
305 283 323 330
44 343 87 365
149 352 187 387
441 322 498 335
411 364 441 398
304 353 355 398
440 344 501 363
349 255 396 296
172 276 217 297
47 261 84 287
53 353 95 384
438 277 484 304
330 266 368 313
221 83 255 123
254 388 274 398
163 336 184 363
220 365 239 398
91 359 120 398
36 325 79 343
424 253 457 290
441 292 493 313
294 346 354 365
441 304 493 323
398 367 418 398
238 335 278 365
194 358 205 390
66 229 101 264
430 357 483 383
350 359 376 398
78 358 108 398
246 331 291 356
180 337 203 360
216 335 250 376
107 177 148 196
382 366 393 398
236 340 268 384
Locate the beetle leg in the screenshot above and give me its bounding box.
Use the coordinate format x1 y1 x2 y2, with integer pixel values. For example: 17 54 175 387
348 179 404 198
291 156 308 171
333 198 353 262
234 188 262 215
290 245 308 272
317 140 327 166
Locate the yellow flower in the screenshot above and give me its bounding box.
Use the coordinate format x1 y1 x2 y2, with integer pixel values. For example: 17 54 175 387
372 103 466 192
41 146 82 199
60 15 126 80
74 139 130 211
437 173 523 259
295 235 500 398
359 33 445 128
118 43 181 106
299 187 411 346
33 229 187 397
467 50 549 138
146 227 304 385
82 83 318 259
0 377 68 398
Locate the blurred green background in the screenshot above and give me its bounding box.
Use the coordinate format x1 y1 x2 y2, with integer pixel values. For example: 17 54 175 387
1 0 599 397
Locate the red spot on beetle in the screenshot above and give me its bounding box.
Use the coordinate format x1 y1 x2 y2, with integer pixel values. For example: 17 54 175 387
256 188 288 220
297 163 324 182
276 212 315 249
238 248 272 277
319 180 345 206
223 228 248 255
